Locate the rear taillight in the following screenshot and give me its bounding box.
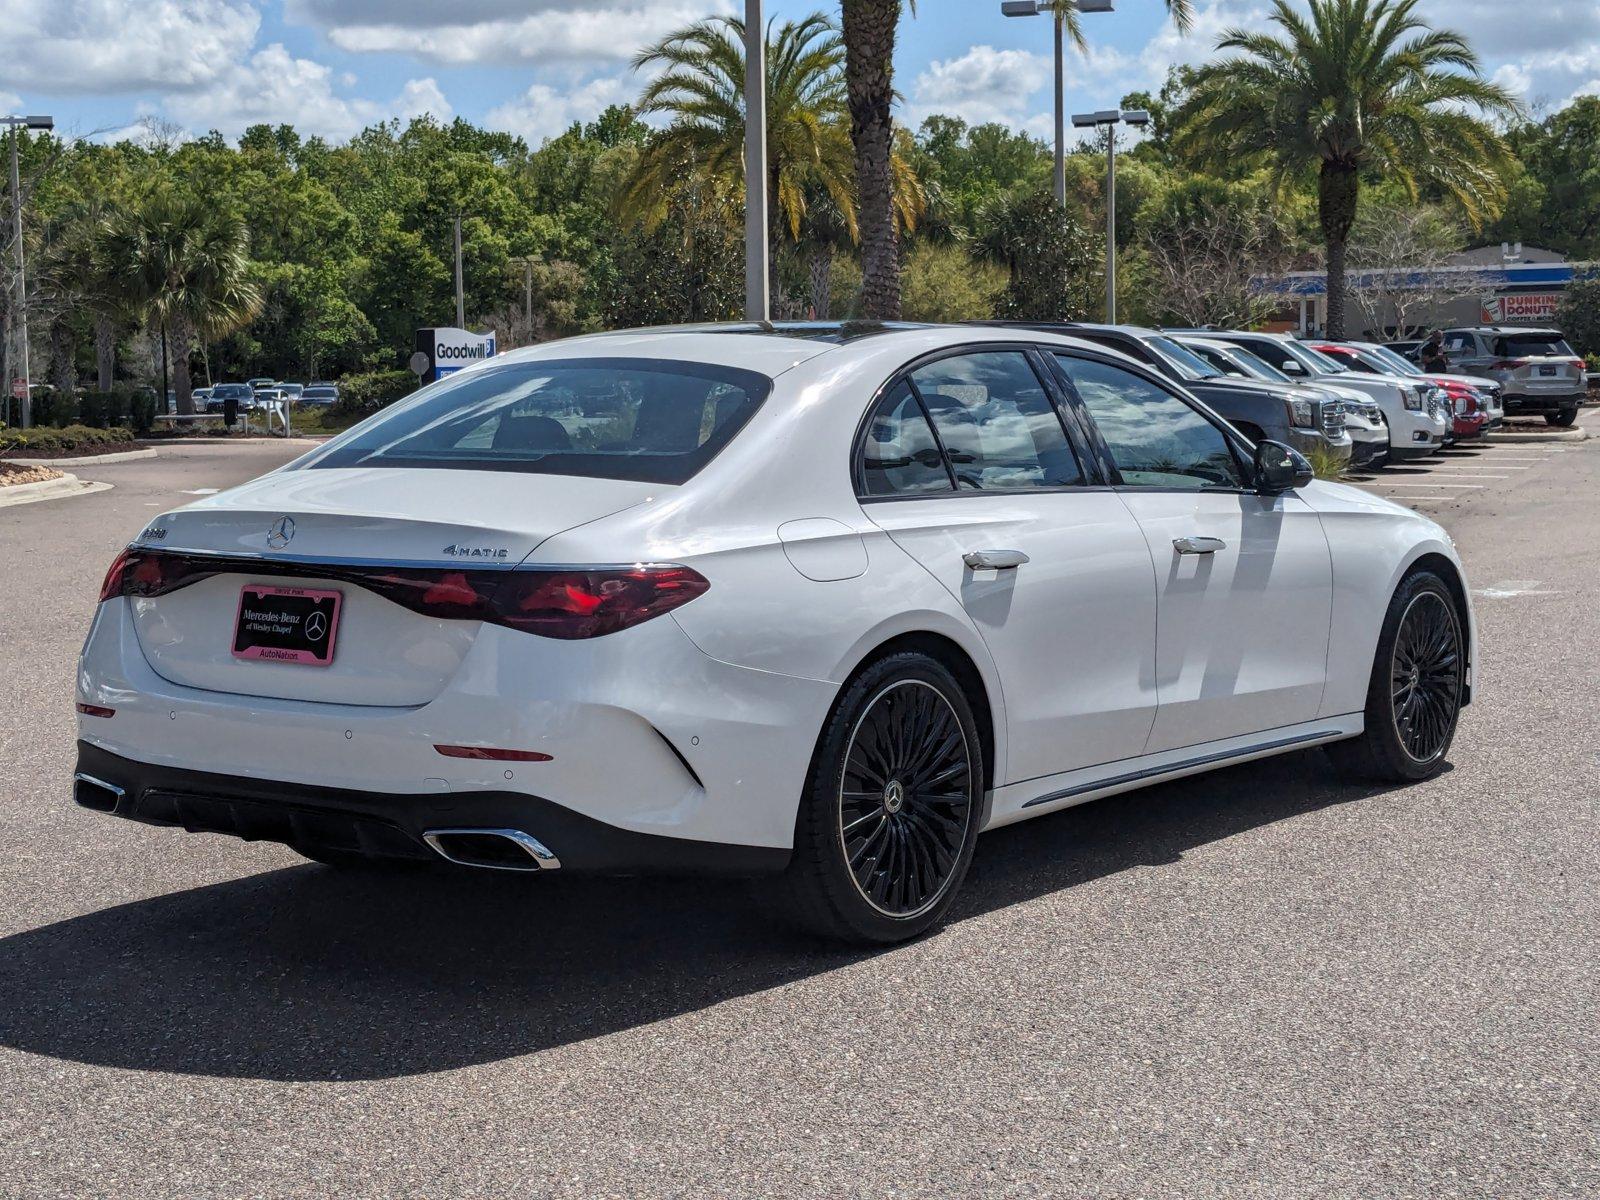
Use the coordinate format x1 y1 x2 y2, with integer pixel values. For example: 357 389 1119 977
496 566 711 639
98 549 134 602
96 549 709 640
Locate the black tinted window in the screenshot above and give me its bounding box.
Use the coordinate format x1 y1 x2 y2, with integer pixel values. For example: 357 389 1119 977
1055 355 1245 490
859 381 953 497
301 359 770 485
1494 333 1573 357
909 352 1082 490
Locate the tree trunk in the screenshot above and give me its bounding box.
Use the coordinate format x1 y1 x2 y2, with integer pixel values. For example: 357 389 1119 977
50 316 75 400
808 243 833 319
1319 160 1360 339
842 0 901 320
94 313 115 391
171 313 195 416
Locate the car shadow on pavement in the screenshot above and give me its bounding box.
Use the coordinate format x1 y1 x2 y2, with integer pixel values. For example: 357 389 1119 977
0 750 1405 1082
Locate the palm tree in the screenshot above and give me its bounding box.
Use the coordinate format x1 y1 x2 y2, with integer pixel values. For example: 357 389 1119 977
618 11 858 301
1174 0 1519 337
106 188 262 415
37 197 126 392
840 0 1192 320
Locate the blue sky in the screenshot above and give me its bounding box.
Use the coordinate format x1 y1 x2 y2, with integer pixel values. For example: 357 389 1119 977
3 1 1596 148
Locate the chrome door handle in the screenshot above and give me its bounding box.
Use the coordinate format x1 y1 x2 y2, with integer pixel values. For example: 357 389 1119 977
963 549 1030 571
1173 536 1226 555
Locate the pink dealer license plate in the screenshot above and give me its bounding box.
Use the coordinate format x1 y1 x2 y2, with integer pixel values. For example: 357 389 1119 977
232 585 343 666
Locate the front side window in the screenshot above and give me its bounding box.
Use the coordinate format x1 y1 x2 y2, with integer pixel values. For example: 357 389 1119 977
299 358 771 485
859 381 953 497
908 352 1082 490
1148 335 1224 381
1054 355 1245 491
1444 332 1474 353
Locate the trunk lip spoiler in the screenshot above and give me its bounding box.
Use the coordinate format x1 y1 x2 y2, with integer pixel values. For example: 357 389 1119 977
117 545 677 573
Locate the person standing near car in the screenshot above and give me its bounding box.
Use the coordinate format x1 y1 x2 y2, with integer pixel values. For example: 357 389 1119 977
1421 330 1449 374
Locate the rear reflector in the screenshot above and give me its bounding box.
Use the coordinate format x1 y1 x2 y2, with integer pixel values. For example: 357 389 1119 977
434 744 553 762
75 702 116 718
96 548 709 639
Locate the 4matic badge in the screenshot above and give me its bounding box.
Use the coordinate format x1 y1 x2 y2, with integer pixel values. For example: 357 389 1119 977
441 544 509 560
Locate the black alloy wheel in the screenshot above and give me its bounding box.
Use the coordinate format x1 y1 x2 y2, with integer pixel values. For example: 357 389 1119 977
1389 590 1464 765
777 651 983 943
1327 569 1465 783
838 679 974 918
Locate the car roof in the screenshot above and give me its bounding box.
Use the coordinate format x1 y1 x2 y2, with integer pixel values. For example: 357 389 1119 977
492 321 1119 378
1447 325 1563 336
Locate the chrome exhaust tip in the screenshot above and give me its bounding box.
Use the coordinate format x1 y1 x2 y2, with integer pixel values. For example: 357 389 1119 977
422 828 561 871
74 772 126 815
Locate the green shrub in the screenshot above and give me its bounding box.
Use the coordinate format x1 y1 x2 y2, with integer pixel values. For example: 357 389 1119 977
335 370 415 414
76 390 134 429
129 390 158 435
0 424 136 456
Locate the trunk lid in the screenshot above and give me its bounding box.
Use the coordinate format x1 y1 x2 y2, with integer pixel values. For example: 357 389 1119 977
129 467 658 706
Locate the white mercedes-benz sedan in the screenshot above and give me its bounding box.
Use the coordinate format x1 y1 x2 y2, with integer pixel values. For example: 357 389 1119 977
75 323 1474 943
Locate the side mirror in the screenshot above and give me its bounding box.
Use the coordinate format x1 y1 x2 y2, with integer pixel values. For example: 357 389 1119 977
1253 439 1314 494
1281 360 1305 375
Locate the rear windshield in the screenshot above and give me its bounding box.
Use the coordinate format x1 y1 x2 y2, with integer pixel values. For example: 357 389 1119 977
213 384 250 398
300 358 772 485
1494 333 1573 357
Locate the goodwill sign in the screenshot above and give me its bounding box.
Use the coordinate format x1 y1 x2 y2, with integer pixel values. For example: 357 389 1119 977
415 327 498 381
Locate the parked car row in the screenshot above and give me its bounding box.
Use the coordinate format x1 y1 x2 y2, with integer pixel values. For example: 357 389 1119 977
982 322 1506 472
201 380 340 415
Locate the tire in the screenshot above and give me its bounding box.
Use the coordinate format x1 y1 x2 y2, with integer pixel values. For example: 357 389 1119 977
1326 570 1465 784
1545 407 1578 427
774 651 984 944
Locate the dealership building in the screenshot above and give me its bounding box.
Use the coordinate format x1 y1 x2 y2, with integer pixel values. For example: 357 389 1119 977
1262 245 1595 337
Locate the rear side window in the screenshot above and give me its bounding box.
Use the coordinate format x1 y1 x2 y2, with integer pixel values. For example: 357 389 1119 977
909 352 1082 490
1055 355 1245 491
1494 333 1574 357
300 359 771 485
860 381 953 497
1444 332 1474 352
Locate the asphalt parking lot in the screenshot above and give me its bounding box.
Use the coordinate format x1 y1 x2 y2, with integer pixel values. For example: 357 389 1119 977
2 424 1597 1199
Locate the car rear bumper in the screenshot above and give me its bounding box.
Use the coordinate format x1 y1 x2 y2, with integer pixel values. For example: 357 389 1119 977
73 741 791 874
1503 393 1583 413
77 597 835 853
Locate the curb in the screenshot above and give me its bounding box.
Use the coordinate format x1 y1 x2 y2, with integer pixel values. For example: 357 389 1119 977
8 447 158 467
148 436 326 446
0 472 114 508
1491 426 1589 444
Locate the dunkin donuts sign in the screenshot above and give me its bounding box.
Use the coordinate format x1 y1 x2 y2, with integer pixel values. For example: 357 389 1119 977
1481 292 1564 323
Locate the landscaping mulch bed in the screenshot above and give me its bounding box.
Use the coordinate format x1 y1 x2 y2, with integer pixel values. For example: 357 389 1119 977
0 462 64 487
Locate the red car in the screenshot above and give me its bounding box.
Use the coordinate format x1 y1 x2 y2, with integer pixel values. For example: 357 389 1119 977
1312 342 1488 441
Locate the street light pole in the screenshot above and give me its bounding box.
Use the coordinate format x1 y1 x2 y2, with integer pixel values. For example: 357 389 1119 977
1072 107 1147 323
5 115 52 427
453 214 465 329
1104 124 1116 321
1001 1 1113 207
743 0 769 321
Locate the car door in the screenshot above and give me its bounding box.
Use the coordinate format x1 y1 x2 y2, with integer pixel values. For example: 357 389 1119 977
857 348 1159 785
1048 352 1334 753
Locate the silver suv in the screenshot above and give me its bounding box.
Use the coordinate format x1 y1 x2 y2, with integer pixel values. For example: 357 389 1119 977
1441 327 1584 427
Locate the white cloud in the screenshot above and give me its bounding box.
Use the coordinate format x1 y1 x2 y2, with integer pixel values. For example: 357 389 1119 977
0 0 260 94
485 77 629 143
396 78 453 124
905 45 1051 130
0 92 21 114
163 44 451 140
305 2 729 67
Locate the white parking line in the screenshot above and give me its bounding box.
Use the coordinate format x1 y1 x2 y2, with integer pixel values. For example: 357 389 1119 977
1371 482 1485 490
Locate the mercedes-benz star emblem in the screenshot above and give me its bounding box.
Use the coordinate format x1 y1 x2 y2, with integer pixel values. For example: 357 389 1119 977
304 611 328 642
266 516 295 549
883 779 905 815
